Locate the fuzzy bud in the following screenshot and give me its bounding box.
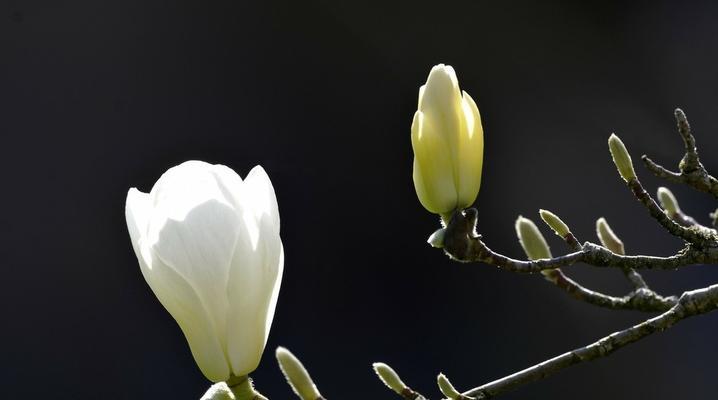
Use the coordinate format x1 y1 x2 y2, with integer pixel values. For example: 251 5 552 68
539 209 570 237
373 363 407 395
437 373 462 399
608 134 636 182
596 217 625 255
276 347 322 400
657 187 681 216
515 216 552 260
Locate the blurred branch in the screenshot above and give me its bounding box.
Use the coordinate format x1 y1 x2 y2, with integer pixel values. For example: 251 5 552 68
642 109 718 199
460 283 718 399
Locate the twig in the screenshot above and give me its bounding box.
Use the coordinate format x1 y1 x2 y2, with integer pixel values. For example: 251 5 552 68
442 209 710 273
626 177 713 246
542 269 676 311
541 230 674 312
642 109 718 198
461 283 718 399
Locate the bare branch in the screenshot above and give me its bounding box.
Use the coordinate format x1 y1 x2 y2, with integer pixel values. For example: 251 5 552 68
461 284 718 399
442 209 710 274
542 269 676 311
642 109 718 198
626 177 713 246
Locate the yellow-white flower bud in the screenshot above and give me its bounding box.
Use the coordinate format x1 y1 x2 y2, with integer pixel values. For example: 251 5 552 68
539 209 571 237
515 216 552 260
200 383 235 400
437 373 462 399
125 161 283 382
608 134 636 182
276 347 322 400
596 217 625 255
412 64 484 215
657 187 681 216
373 362 407 395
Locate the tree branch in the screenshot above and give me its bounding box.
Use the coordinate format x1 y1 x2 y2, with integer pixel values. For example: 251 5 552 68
461 283 718 399
442 209 711 273
539 230 674 312
626 177 713 246
642 109 718 199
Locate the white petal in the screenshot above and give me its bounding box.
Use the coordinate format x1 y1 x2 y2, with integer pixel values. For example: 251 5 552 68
209 164 246 215
226 225 283 376
243 165 280 235
125 188 152 256
149 199 242 353
142 248 231 382
149 160 236 221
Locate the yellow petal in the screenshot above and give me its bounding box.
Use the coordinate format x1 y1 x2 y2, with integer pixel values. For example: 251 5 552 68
456 91 484 208
411 111 457 214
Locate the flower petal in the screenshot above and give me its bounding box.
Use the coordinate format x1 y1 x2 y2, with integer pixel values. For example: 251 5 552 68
243 165 280 235
143 249 231 382
411 110 457 214
126 187 230 382
149 199 242 354
456 91 484 208
126 188 152 256
226 226 283 376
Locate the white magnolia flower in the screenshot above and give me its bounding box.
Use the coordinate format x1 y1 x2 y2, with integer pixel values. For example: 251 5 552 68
125 161 283 382
412 63 484 216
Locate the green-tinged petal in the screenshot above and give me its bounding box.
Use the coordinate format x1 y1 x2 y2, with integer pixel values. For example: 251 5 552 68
412 110 457 214
456 90 484 208
418 64 464 184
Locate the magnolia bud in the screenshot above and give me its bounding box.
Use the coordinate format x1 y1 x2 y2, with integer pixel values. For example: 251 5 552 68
412 64 484 216
373 363 407 395
515 216 552 260
608 134 636 182
125 161 283 382
276 347 323 400
437 373 462 399
200 383 236 400
657 187 681 216
596 217 625 255
539 209 570 237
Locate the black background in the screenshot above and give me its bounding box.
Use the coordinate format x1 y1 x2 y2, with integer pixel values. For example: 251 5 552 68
3 0 718 398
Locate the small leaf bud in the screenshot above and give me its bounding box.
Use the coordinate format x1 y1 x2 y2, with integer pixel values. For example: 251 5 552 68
596 217 625 255
608 134 636 182
539 209 571 237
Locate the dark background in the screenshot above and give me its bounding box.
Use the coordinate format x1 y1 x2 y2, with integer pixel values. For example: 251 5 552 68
3 0 718 398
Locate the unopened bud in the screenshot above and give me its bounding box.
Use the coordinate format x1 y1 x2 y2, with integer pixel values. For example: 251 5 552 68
539 209 570 237
515 216 552 260
596 217 625 255
657 187 681 216
608 134 636 182
200 383 235 400
373 363 406 395
276 347 322 400
437 373 462 399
